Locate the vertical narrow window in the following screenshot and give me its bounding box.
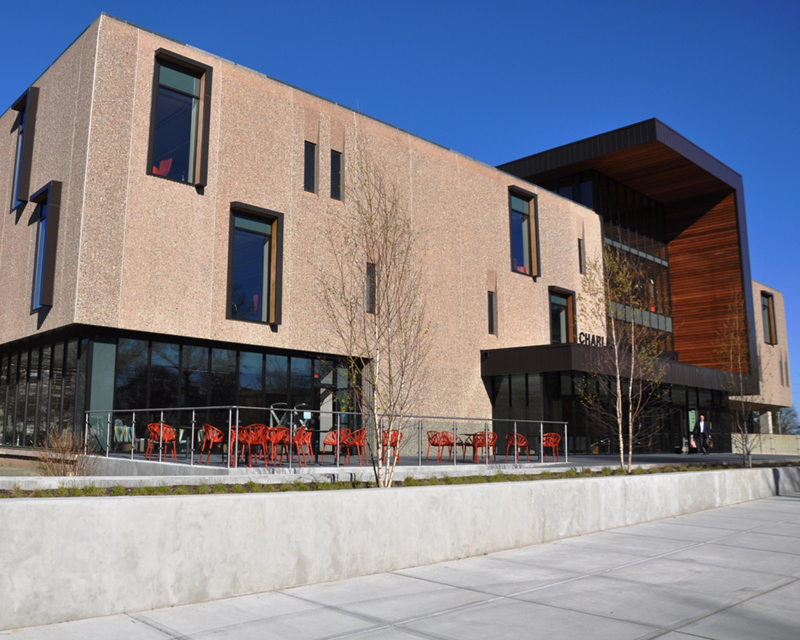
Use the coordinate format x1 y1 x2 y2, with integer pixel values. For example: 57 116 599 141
29 181 61 310
228 203 283 325
331 150 342 200
488 291 497 335
509 189 538 276
32 201 48 309
761 292 777 345
578 238 585 275
9 88 38 210
366 262 376 314
149 51 212 186
549 288 574 344
304 141 317 193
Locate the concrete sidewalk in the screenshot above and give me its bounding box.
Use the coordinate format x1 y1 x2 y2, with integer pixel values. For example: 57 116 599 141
8 494 800 639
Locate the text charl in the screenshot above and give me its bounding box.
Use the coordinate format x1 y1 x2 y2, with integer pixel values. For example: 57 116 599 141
578 332 605 347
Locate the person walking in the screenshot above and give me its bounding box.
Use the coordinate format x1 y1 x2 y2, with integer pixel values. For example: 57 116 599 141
696 414 710 454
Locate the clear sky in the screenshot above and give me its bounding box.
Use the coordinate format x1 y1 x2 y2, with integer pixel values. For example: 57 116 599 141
2 0 799 408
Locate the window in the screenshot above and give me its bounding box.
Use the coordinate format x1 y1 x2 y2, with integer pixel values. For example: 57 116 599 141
9 88 38 210
509 189 539 276
366 262 376 314
488 291 497 335
29 182 62 310
149 51 212 186
331 150 342 200
304 141 317 193
549 288 574 344
761 292 777 345
228 203 283 325
578 238 585 275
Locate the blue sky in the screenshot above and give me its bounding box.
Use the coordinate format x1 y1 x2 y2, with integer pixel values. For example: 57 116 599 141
3 0 799 408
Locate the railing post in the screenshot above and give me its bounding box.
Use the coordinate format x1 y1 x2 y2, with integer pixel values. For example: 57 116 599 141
484 421 489 465
335 412 341 467
131 411 136 460
450 420 458 466
159 410 164 463
540 423 544 464
235 407 240 468
514 421 518 465
83 412 90 455
418 419 422 467
289 410 294 470
227 407 232 469
564 421 569 463
105 411 111 458
190 409 196 466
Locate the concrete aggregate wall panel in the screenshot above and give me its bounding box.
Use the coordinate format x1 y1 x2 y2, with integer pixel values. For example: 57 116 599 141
0 20 99 344
1 467 798 631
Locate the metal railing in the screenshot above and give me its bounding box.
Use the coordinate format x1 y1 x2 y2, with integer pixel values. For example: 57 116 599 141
83 405 568 468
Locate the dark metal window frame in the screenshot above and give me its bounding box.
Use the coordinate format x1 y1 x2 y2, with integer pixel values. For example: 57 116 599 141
147 50 213 188
9 87 39 210
29 181 62 310
226 202 284 326
508 186 540 279
331 149 343 200
548 286 576 344
304 141 317 193
761 291 777 345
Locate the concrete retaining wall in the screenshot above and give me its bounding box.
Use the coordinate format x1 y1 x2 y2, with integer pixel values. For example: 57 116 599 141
2 466 799 630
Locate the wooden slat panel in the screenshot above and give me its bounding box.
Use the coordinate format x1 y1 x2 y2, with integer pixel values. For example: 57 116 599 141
668 192 748 372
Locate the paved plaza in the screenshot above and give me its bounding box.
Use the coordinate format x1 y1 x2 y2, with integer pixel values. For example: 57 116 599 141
7 491 800 639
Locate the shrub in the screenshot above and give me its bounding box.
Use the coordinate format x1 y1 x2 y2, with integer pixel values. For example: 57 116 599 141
35 427 97 477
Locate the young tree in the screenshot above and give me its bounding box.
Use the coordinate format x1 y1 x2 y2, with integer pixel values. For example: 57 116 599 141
717 289 760 467
318 132 430 487
579 246 667 472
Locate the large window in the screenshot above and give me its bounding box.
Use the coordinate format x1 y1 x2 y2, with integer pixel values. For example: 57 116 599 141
9 88 38 210
509 189 538 276
149 51 212 186
549 288 574 344
761 292 777 345
228 203 283 325
29 181 62 310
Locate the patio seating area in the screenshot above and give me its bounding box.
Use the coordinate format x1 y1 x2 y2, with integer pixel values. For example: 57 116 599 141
84 406 569 471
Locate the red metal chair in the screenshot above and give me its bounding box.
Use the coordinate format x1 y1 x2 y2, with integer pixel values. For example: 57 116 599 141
425 431 441 462
436 430 457 462
199 424 224 465
280 425 313 467
505 432 530 462
320 428 351 465
344 428 367 466
542 432 562 462
146 422 177 461
269 426 291 466
381 429 403 465
467 431 497 463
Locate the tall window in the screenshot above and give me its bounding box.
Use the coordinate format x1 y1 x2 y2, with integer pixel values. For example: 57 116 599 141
762 292 777 345
32 201 48 310
9 88 38 210
509 190 538 276
29 181 62 310
228 204 283 325
304 141 317 193
366 262 376 314
331 150 342 200
488 291 497 335
149 52 212 186
549 288 574 344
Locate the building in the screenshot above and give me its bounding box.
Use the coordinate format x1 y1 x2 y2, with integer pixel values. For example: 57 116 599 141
0 14 790 457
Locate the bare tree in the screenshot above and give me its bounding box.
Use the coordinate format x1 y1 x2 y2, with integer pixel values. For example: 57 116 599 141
36 425 97 476
717 289 759 467
774 406 799 435
319 131 430 487
579 246 667 472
